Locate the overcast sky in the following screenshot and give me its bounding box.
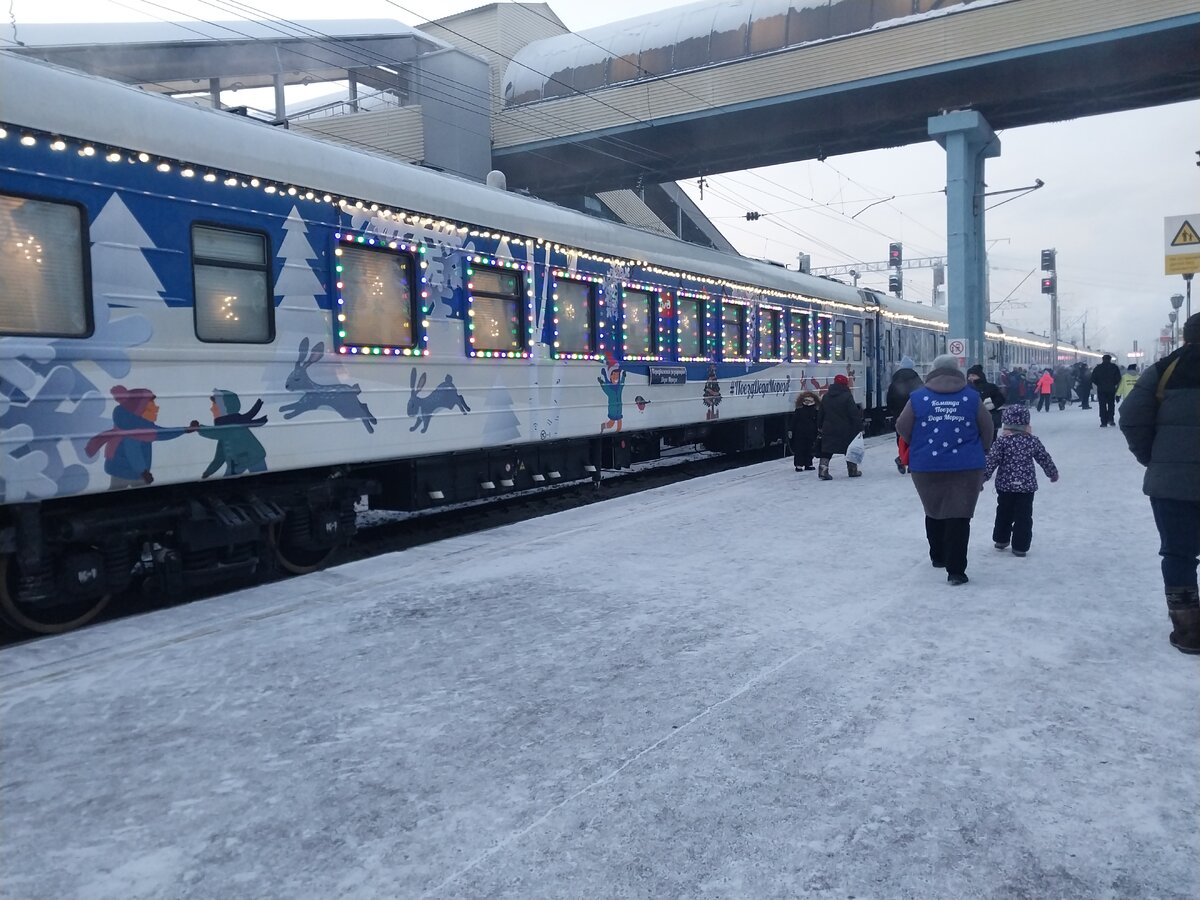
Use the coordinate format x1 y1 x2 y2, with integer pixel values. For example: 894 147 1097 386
5 0 1197 360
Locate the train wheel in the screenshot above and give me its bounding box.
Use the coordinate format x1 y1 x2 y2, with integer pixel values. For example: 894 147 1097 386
0 555 114 635
269 523 337 575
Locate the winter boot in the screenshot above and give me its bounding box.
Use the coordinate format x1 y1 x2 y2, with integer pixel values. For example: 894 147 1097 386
847 462 862 477
1166 589 1200 655
894 455 907 474
818 461 832 481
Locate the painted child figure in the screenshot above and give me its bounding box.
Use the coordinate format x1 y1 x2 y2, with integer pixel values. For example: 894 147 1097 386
983 404 1059 557
789 391 820 471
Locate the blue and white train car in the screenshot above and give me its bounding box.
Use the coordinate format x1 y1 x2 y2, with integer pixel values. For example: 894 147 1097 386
1 54 884 632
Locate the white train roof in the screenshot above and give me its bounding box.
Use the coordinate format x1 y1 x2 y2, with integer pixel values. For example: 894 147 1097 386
0 53 863 308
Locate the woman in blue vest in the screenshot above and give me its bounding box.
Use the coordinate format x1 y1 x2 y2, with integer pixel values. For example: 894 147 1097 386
895 354 996 585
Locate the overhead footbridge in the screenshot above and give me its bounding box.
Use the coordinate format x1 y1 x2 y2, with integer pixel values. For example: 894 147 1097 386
493 0 1200 198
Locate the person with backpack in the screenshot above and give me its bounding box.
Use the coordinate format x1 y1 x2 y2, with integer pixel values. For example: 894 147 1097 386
1119 313 1200 655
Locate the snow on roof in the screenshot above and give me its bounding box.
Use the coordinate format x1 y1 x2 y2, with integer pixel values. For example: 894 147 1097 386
504 0 1011 101
4 18 447 48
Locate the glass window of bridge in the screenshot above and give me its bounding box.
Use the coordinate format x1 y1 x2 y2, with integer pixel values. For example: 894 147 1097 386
852 322 863 361
335 243 416 352
553 278 596 355
676 295 705 359
192 224 272 343
790 311 811 360
759 308 782 359
0 192 90 337
722 301 748 359
749 12 786 53
469 264 526 355
622 288 658 358
833 319 846 361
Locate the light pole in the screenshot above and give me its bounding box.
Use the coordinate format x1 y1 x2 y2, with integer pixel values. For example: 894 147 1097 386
1171 293 1185 351
1169 310 1179 351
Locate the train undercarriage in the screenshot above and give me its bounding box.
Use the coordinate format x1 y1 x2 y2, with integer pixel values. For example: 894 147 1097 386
0 414 792 636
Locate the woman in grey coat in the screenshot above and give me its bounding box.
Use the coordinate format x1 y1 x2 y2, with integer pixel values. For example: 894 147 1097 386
895 354 995 585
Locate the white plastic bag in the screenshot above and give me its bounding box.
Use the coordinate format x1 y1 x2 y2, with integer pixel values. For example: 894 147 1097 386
846 432 866 465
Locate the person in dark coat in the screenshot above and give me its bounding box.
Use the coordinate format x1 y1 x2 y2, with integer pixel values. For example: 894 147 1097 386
895 354 995 585
1053 366 1074 410
1074 363 1092 409
1091 353 1122 426
789 391 820 472
966 364 1005 434
887 356 923 474
1119 312 1200 654
817 374 864 480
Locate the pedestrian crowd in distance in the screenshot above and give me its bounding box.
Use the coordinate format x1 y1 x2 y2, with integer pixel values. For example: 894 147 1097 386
790 321 1200 656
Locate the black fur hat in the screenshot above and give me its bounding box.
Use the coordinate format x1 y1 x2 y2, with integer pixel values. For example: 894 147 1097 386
1184 312 1200 344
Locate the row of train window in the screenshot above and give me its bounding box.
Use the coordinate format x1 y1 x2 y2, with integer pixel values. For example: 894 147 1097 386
1 193 878 364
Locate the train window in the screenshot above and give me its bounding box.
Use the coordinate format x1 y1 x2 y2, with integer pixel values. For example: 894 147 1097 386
897 329 905 359
676 294 706 360
468 261 528 357
852 323 863 361
925 331 936 360
552 276 597 357
939 333 947 353
192 224 272 343
622 287 660 359
833 320 846 361
789 311 811 359
721 301 748 359
886 327 893 362
0 193 91 337
759 307 783 359
816 317 832 360
335 243 417 353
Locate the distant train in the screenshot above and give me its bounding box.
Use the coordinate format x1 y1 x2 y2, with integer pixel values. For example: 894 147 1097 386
0 54 1105 633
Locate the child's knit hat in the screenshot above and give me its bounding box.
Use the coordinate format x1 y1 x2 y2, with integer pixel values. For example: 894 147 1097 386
1002 404 1030 430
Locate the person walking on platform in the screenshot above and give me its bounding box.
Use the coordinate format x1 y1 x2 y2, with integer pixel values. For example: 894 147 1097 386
1118 312 1200 655
1053 366 1073 410
887 356 923 474
789 391 820 472
966 364 1005 434
1034 368 1054 412
1117 364 1139 401
1005 368 1028 406
895 354 995 585
1092 353 1121 426
984 404 1059 558
1074 362 1093 409
816 374 863 480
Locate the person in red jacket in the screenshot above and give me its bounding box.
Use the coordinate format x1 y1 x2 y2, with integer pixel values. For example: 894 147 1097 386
1034 368 1054 412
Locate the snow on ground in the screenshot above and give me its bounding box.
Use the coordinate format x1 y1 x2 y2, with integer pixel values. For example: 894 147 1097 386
1 406 1196 900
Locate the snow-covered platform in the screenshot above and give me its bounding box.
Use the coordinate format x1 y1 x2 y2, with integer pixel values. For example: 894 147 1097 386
2 409 1196 899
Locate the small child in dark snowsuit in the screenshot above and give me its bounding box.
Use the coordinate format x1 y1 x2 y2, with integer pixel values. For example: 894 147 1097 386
983 404 1059 557
789 391 820 471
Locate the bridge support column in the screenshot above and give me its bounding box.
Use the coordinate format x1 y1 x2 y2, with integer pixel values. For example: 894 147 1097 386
928 111 1000 367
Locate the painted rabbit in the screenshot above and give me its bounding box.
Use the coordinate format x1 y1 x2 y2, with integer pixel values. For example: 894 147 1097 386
408 368 470 433
281 338 378 433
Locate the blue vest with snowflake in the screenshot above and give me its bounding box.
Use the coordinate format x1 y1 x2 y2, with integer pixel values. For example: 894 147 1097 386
907 387 986 471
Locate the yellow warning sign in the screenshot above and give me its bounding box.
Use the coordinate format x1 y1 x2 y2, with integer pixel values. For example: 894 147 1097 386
1165 214 1200 275
1170 220 1199 246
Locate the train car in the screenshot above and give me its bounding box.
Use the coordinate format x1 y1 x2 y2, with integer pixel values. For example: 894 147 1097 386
1 54 885 633
866 291 1107 423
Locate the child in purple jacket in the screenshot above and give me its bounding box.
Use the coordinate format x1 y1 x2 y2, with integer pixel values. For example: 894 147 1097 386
984 404 1059 557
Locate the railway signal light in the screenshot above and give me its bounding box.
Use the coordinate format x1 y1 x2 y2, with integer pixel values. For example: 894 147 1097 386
888 270 903 294
1040 248 1056 271
1041 274 1056 294
889 242 902 266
